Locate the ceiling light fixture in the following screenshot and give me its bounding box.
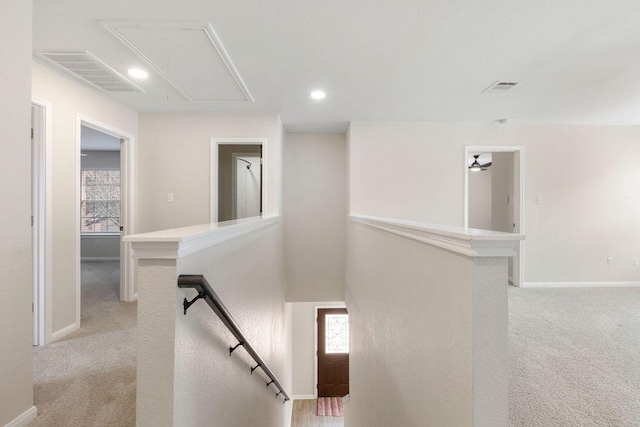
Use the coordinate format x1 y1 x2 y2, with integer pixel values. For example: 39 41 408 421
310 90 326 100
128 68 148 79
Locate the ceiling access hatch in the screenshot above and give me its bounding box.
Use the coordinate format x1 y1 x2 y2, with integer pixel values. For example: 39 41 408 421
102 21 254 103
34 51 145 93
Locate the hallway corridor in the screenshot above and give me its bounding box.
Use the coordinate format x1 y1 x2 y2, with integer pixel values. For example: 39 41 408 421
32 262 137 426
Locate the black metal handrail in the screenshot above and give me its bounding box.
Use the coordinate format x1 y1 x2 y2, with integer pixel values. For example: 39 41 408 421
177 274 290 403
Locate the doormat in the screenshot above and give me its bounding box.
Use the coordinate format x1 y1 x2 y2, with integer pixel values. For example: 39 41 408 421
317 397 344 417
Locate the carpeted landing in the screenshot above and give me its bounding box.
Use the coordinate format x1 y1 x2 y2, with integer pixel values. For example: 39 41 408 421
509 286 640 426
32 261 137 427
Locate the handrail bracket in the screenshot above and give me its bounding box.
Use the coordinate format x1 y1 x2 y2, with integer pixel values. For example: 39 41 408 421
229 342 244 355
183 291 206 315
178 274 291 403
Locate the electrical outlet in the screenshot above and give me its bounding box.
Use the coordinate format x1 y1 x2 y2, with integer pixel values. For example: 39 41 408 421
94 240 99 247
167 193 174 203
634 258 639 266
607 257 613 266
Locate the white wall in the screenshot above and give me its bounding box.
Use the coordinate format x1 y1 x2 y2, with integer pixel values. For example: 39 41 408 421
174 224 290 426
134 223 291 427
32 61 138 336
491 152 514 233
284 134 346 301
137 113 282 233
345 222 477 426
0 2 35 425
349 122 640 284
468 168 492 229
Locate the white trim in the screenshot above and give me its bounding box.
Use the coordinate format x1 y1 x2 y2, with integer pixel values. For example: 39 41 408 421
126 215 279 259
81 233 120 238
77 115 137 322
350 214 523 258
81 257 120 262
4 406 37 427
51 322 80 342
31 98 53 346
314 303 347 399
285 399 293 427
522 282 640 288
100 20 254 103
292 394 316 400
464 146 525 285
210 138 267 223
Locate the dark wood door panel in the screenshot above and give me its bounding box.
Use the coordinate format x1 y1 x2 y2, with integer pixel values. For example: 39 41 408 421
318 308 350 397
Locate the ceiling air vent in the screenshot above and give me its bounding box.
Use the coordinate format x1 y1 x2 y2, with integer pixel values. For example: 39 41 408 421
35 51 145 93
482 81 518 93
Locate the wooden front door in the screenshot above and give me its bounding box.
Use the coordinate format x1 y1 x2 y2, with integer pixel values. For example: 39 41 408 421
317 308 349 397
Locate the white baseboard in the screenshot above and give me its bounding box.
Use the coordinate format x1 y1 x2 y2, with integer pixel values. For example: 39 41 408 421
292 394 316 400
5 406 37 427
284 398 293 427
81 257 119 261
51 322 79 342
523 281 640 288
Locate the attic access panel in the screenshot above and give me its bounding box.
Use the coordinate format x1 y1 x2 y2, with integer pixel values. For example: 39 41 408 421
104 21 254 102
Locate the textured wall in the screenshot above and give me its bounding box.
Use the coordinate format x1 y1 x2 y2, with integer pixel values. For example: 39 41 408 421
349 122 640 284
283 133 346 301
345 221 475 426
137 113 281 233
291 302 316 397
174 223 290 426
32 61 137 336
0 2 35 425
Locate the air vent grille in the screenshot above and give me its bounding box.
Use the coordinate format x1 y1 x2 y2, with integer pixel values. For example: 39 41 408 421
36 51 144 93
482 81 518 93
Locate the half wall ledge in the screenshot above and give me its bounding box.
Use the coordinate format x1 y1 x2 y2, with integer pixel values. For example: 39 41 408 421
124 215 280 259
349 214 524 257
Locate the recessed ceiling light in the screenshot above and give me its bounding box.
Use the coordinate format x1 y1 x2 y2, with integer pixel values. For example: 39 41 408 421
310 90 326 100
128 68 148 79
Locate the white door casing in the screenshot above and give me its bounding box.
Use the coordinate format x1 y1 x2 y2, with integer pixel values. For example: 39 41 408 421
464 145 524 286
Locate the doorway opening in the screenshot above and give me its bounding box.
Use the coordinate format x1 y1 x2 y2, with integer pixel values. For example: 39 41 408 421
315 306 350 398
78 119 135 303
210 138 266 223
80 124 122 322
464 146 524 286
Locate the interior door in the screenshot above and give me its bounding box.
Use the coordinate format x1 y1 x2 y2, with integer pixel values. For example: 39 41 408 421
317 308 349 397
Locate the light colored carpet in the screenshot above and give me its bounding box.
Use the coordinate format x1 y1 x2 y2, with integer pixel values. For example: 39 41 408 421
32 261 137 427
509 286 640 426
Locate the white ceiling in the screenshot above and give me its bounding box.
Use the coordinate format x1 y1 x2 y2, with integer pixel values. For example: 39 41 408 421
33 0 640 133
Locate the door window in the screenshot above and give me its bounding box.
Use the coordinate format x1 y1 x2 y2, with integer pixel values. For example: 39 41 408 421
325 314 349 354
